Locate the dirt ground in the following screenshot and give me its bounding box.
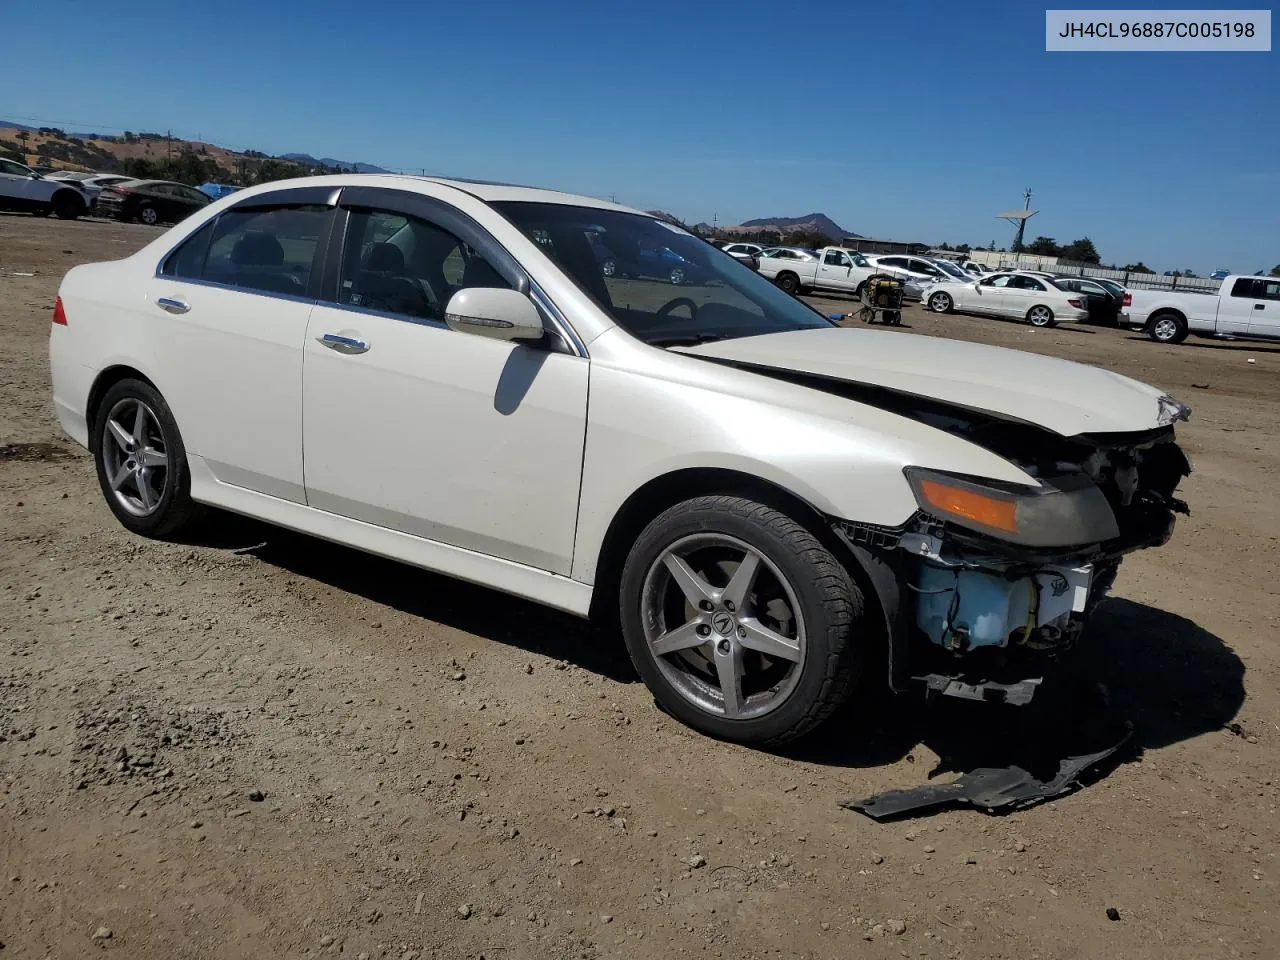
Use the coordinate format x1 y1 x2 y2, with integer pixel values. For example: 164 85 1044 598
1 214 1276 960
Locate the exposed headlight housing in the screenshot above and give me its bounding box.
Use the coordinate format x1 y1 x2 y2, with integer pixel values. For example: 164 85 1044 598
1156 395 1191 426
904 468 1119 548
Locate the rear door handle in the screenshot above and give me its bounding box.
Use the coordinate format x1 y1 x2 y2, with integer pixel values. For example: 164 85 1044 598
1255 303 1265 310
318 333 370 355
156 296 189 315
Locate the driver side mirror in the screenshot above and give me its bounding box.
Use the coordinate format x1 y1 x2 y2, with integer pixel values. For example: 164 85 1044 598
444 287 544 343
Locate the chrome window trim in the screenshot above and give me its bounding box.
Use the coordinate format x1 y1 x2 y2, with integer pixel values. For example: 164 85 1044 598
150 186 342 277
530 280 589 358
148 274 320 308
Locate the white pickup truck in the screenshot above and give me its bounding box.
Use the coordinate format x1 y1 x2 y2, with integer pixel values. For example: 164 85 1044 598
756 246 877 296
0 157 89 219
1130 275 1280 344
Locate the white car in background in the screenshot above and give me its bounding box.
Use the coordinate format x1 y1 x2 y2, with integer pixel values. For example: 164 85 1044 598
923 272 1089 327
0 157 90 219
49 174 1191 746
865 255 965 299
46 171 136 208
718 242 764 264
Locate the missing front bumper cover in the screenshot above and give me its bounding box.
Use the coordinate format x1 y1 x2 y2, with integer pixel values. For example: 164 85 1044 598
840 722 1133 820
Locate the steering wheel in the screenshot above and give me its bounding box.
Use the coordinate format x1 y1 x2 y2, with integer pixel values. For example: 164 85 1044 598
656 297 699 320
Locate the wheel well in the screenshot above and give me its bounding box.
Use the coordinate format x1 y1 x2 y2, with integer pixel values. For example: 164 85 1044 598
587 468 884 630
86 366 156 445
776 270 799 283
52 188 85 206
1149 308 1186 324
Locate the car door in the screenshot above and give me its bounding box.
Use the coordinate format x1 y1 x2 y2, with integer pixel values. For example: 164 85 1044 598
1218 277 1265 335
1245 278 1280 337
1002 275 1049 318
817 249 856 290
0 157 42 204
146 187 335 502
301 187 589 575
969 274 1013 315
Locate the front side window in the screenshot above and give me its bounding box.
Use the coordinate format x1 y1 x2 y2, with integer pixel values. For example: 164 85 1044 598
493 201 832 346
333 207 509 323
202 205 331 296
0 158 32 176
824 250 848 266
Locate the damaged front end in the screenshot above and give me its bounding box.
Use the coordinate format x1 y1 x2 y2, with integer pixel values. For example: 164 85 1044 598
835 402 1192 707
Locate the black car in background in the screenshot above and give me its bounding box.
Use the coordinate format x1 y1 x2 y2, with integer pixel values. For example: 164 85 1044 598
96 179 212 226
1051 275 1126 326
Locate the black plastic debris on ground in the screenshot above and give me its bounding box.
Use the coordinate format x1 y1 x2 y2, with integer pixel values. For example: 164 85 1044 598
841 722 1133 821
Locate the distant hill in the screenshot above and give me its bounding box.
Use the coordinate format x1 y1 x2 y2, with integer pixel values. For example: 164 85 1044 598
733 213 854 241
0 120 388 180
281 153 389 174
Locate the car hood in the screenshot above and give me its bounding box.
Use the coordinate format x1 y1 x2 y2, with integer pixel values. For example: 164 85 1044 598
674 327 1172 437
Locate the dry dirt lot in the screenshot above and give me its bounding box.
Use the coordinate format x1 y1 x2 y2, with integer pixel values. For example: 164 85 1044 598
1 215 1277 960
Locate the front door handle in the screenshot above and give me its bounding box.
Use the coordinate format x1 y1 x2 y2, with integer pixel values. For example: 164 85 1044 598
318 333 370 355
1255 303 1265 310
156 296 189 315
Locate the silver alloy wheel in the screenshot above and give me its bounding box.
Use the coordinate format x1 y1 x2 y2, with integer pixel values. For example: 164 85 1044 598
669 267 685 285
139 206 158 225
1028 306 1053 326
602 258 616 278
929 292 952 312
639 533 806 721
1152 316 1179 341
101 397 169 517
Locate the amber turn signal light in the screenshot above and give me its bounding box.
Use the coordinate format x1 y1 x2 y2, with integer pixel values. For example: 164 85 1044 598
917 477 1018 534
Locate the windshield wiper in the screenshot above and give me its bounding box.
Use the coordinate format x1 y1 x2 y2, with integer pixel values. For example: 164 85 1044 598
647 333 725 347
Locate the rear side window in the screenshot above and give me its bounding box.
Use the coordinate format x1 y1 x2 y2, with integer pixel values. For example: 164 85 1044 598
1230 278 1261 298
161 219 217 279
203 206 330 296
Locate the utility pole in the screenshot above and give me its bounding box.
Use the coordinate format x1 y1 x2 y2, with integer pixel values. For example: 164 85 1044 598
996 187 1037 254
167 129 172 162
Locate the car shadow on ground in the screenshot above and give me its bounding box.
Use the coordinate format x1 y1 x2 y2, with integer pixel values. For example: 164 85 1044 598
193 517 1244 781
783 597 1246 783
1122 335 1280 355
203 515 638 684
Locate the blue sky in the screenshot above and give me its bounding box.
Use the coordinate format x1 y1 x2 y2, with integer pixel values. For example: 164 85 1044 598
4 1 1276 272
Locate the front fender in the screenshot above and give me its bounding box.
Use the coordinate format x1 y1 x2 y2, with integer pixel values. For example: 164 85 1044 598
570 334 1035 584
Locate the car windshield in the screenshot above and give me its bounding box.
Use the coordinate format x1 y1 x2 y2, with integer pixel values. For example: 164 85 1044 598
933 260 969 279
492 202 835 345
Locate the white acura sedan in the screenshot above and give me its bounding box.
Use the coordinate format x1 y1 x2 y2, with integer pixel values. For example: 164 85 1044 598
49 175 1192 745
923 272 1089 327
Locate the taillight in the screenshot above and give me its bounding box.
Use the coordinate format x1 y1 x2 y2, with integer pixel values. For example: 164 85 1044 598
52 296 68 326
1067 298 1082 308
1122 292 1132 307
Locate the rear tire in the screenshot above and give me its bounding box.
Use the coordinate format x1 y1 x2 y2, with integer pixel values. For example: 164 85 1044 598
1148 311 1188 344
776 272 800 295
1027 305 1056 327
138 204 159 226
91 379 203 539
620 495 865 746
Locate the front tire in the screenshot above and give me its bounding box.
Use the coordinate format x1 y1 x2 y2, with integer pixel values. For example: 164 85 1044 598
52 191 85 220
1027 305 1056 327
620 496 864 746
928 291 954 313
91 379 202 538
1148 311 1188 344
